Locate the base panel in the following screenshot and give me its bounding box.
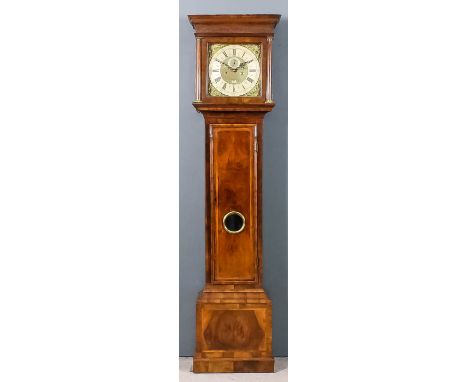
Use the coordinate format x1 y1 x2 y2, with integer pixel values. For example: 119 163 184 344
193 357 274 373
194 287 274 373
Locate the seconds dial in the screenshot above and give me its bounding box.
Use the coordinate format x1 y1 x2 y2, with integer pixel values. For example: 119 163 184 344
208 44 261 97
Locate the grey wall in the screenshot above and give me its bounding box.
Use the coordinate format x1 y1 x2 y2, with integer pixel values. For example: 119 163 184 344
179 0 288 356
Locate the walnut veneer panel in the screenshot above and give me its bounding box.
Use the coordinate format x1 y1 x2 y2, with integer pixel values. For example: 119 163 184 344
210 124 258 283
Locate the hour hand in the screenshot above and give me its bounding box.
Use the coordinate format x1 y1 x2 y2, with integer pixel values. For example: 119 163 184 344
234 61 249 72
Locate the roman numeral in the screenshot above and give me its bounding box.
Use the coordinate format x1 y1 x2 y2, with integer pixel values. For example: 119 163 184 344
233 48 236 56
214 77 221 83
222 83 227 90
216 58 223 64
249 69 256 72
222 51 228 57
247 77 254 83
212 69 219 72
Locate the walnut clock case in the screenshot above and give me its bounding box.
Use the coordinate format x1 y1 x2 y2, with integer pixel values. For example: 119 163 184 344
188 14 281 373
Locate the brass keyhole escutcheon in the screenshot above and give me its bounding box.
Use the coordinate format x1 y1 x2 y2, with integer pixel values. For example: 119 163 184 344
222 211 245 234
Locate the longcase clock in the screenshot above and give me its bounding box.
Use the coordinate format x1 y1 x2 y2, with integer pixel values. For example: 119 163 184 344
188 14 281 373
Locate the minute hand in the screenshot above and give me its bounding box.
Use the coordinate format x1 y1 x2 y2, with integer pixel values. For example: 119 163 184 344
216 59 233 69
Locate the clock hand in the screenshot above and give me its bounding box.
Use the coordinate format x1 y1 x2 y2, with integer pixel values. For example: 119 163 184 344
215 58 235 70
232 60 254 72
233 62 251 73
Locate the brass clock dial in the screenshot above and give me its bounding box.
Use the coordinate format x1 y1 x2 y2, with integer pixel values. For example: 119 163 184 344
208 44 261 97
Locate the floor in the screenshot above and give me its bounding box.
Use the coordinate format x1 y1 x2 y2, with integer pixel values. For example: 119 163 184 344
179 357 288 382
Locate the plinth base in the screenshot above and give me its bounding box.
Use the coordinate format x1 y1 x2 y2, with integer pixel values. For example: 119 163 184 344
193 357 274 373
194 286 274 373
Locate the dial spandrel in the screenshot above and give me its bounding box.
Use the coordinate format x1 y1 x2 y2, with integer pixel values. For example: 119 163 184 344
208 44 261 97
